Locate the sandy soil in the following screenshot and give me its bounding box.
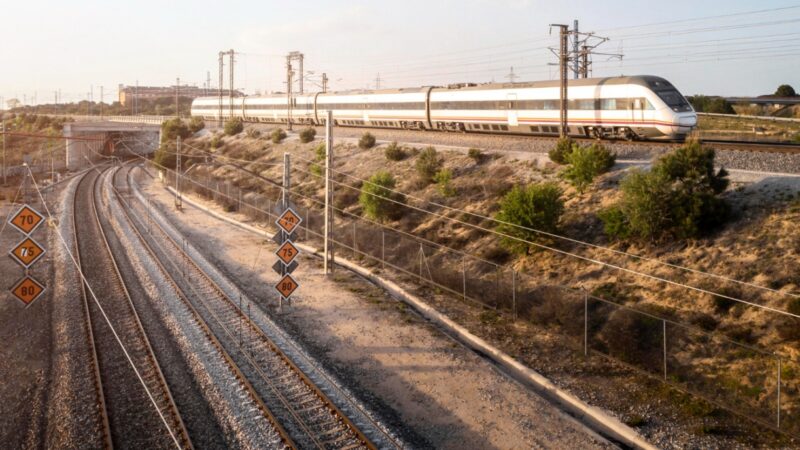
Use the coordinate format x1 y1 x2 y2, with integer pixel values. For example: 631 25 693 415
138 171 614 450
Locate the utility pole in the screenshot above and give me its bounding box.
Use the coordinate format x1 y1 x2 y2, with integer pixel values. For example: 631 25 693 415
228 49 234 119
550 24 570 137
506 67 518 83
322 73 329 93
135 80 139 115
286 58 294 131
581 45 590 78
323 110 333 275
206 71 211 96
218 51 224 126
175 77 180 117
175 136 182 209
572 20 580 79
1 121 6 186
375 73 381 90
100 86 104 118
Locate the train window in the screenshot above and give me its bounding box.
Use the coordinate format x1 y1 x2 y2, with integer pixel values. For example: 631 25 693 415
491 124 500 131
655 90 692 112
482 124 490 130
529 126 539 132
500 125 509 131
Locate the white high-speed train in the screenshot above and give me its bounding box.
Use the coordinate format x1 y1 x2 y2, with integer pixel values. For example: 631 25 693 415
191 75 697 140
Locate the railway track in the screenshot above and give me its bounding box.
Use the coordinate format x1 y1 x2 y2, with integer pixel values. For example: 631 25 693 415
111 163 386 450
73 167 193 449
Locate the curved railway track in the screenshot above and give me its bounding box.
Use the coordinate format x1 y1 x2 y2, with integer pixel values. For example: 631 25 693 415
111 163 388 450
73 167 193 449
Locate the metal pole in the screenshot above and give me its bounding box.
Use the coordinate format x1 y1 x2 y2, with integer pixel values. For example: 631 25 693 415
381 230 385 270
239 294 242 346
663 320 668 380
550 24 569 137
2 121 7 185
512 270 517 321
584 290 588 356
175 77 180 117
218 51 224 127
286 58 293 131
353 222 357 259
323 110 333 275
572 20 579 79
282 153 290 209
778 358 782 428
175 136 182 209
462 256 467 301
229 49 235 119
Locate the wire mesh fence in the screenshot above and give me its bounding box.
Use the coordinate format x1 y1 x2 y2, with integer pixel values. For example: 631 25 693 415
165 166 793 437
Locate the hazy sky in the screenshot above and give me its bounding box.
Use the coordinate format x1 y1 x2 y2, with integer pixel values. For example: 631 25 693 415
2 0 799 105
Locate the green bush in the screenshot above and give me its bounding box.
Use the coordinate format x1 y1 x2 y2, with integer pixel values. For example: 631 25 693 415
384 141 406 161
433 168 456 197
210 134 222 150
415 146 442 182
468 148 484 163
188 116 205 133
600 140 730 240
495 183 564 255
548 136 574 164
775 84 796 97
561 142 616 193
314 142 326 162
299 127 316 143
224 118 244 136
160 117 191 143
359 171 405 221
152 145 176 170
271 128 287 143
358 132 376 149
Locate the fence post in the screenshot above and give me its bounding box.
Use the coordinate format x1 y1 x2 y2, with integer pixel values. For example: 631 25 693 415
419 244 423 279
584 290 588 357
305 208 309 240
353 222 357 260
663 320 668 381
512 270 517 321
778 357 782 429
462 256 467 301
381 230 385 270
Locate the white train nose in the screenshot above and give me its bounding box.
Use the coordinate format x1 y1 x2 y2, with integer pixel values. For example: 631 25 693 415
678 115 697 127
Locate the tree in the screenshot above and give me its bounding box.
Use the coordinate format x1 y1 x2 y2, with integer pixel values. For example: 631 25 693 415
495 183 564 255
415 146 442 182
548 136 574 164
359 171 405 221
561 142 616 193
600 139 730 240
775 85 797 97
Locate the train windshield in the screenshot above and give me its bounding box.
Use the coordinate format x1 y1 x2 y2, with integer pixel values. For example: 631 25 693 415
656 90 693 112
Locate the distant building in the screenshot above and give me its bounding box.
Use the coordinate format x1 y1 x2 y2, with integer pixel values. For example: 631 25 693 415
117 84 243 106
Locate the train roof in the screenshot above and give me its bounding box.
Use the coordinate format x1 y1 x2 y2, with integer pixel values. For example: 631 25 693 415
191 76 677 104
431 75 676 91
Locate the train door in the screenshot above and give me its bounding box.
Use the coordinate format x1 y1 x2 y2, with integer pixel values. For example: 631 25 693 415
506 94 518 127
632 98 644 124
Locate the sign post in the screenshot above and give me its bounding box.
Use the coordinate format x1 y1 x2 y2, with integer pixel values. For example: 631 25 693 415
7 204 47 307
273 206 302 307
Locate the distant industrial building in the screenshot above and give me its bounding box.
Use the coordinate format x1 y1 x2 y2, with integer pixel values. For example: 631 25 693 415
117 84 243 106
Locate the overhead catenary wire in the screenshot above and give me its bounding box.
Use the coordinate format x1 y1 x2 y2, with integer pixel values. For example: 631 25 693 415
25 165 183 450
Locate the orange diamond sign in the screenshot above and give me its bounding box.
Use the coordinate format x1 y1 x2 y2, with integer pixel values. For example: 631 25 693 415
10 276 45 306
9 205 44 235
10 237 46 268
275 240 300 265
275 274 299 299
275 208 302 234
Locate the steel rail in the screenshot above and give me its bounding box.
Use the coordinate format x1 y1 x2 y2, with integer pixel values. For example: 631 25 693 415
73 166 193 449
119 164 378 450
109 164 299 450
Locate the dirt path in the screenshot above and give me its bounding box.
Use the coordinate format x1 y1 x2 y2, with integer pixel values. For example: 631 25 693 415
138 170 613 449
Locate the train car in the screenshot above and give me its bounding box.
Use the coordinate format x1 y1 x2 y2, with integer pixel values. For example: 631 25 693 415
191 75 696 140
428 76 695 140
190 96 245 121
241 94 316 125
315 88 431 129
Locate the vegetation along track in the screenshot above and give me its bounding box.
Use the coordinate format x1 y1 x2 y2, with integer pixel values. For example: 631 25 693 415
113 162 387 450
73 166 193 449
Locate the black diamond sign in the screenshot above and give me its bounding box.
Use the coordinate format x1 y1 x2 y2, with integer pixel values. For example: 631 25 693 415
272 259 299 275
271 230 298 245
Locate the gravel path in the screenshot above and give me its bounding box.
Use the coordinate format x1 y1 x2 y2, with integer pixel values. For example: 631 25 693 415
137 169 615 450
